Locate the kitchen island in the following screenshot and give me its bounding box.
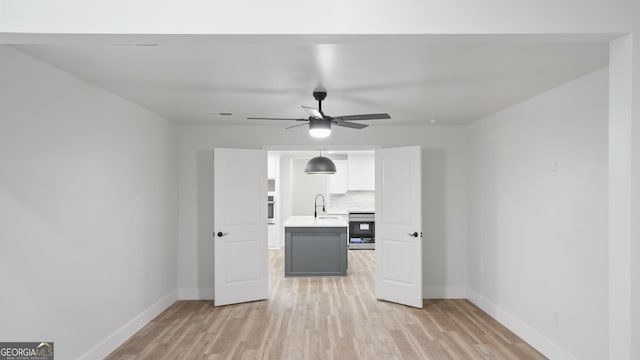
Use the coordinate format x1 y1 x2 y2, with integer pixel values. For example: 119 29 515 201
283 216 348 277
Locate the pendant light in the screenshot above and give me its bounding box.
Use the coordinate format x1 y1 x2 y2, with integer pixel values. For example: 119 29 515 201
305 150 336 174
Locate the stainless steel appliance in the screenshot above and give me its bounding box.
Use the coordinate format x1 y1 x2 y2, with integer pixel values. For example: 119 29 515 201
348 212 375 250
268 194 275 224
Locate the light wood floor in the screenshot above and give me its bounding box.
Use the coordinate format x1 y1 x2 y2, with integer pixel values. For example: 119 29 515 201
107 249 546 359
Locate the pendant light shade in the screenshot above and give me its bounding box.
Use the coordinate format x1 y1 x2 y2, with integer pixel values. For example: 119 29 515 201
305 151 336 174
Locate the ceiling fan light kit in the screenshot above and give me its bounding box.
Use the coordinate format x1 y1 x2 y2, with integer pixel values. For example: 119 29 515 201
309 118 331 138
247 90 391 138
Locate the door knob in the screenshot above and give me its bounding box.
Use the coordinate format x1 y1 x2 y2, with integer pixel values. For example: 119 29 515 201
217 232 228 237
408 232 418 238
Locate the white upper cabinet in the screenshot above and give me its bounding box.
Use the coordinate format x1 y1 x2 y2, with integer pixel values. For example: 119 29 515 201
347 153 375 190
268 155 277 179
329 160 348 194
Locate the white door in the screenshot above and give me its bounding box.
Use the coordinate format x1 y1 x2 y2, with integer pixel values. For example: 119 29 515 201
214 148 268 306
375 146 422 308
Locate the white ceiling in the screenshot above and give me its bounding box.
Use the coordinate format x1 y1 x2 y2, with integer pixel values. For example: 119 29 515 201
14 35 611 126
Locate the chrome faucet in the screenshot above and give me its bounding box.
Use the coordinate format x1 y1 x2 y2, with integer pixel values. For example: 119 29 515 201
314 194 326 218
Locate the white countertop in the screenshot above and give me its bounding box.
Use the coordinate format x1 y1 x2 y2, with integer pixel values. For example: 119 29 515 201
283 215 348 228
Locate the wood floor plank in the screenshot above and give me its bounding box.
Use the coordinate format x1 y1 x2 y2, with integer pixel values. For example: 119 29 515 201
106 249 546 359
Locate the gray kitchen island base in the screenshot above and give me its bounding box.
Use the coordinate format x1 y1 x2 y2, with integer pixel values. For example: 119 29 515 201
285 226 347 277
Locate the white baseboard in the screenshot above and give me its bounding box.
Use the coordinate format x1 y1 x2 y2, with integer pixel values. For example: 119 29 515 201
178 287 214 300
423 286 467 299
78 290 177 360
467 290 575 360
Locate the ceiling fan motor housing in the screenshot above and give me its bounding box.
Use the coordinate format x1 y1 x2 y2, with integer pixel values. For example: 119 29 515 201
309 117 331 129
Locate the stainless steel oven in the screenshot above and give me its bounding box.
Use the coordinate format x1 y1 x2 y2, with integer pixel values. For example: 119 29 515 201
267 194 275 224
348 212 374 249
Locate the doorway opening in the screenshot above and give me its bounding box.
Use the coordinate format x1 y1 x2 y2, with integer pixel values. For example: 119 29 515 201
213 146 423 308
266 147 377 251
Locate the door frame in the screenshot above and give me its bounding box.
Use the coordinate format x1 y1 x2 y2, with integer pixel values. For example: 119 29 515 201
262 144 424 305
213 145 424 299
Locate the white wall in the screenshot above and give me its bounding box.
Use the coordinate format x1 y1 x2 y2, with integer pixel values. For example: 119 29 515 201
0 46 179 359
3 1 640 358
630 37 640 360
467 68 609 360
609 35 637 360
177 124 468 300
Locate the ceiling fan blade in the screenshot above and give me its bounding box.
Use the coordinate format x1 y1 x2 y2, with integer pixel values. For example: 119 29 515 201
333 113 391 121
332 120 368 129
285 123 309 130
301 106 323 119
247 117 307 121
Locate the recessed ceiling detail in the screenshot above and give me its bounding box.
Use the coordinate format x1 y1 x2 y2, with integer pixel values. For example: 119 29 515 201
14 35 610 126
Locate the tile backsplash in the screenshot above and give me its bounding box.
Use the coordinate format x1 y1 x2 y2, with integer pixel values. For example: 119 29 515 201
327 190 375 214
